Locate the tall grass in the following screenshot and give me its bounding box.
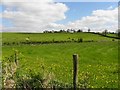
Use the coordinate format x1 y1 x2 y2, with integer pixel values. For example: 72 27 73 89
2 42 118 88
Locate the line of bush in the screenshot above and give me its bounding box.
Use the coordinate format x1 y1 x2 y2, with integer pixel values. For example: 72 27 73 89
2 39 98 46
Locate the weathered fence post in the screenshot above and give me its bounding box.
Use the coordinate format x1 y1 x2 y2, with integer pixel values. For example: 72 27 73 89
15 50 18 65
73 54 78 90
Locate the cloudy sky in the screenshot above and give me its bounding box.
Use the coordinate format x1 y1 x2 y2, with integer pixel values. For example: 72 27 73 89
0 0 118 32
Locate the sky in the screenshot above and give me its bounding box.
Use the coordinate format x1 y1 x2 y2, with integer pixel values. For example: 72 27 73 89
0 0 118 32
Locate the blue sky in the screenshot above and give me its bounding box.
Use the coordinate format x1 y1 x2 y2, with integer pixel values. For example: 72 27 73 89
0 5 3 13
0 1 118 32
0 4 14 27
0 4 3 26
56 2 118 24
1 2 118 26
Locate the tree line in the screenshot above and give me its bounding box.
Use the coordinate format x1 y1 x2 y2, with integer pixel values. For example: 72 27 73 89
43 28 117 35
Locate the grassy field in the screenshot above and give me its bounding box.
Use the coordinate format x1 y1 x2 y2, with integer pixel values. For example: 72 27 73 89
2 32 116 43
107 33 118 37
2 32 119 88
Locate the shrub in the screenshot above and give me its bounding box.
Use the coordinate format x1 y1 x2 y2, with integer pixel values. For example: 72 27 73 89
78 38 83 42
2 50 19 88
112 39 115 41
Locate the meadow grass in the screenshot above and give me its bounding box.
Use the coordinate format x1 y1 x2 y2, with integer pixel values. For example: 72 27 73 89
107 33 118 37
2 32 116 43
2 41 118 88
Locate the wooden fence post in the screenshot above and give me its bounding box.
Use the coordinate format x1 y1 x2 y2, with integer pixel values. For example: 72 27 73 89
15 50 18 65
73 54 78 90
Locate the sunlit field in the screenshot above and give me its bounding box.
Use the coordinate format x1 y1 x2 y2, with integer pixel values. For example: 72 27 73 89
2 32 119 88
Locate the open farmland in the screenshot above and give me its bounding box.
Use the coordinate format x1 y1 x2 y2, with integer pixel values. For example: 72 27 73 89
2 32 117 44
2 32 119 88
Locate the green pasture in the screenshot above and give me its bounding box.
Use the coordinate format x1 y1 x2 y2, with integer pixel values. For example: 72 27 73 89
2 32 117 43
2 40 118 88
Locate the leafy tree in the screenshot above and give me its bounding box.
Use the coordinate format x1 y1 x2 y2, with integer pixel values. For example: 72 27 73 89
102 29 108 36
77 29 83 32
88 29 90 32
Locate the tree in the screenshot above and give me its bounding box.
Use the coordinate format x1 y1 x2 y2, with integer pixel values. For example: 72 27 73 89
88 28 90 32
118 31 120 38
104 29 108 36
102 29 108 36
77 29 83 33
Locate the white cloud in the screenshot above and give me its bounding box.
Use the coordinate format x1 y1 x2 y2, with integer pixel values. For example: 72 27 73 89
66 7 118 32
2 0 68 32
0 24 3 32
1 0 53 3
1 1 118 32
107 6 114 9
43 23 66 31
